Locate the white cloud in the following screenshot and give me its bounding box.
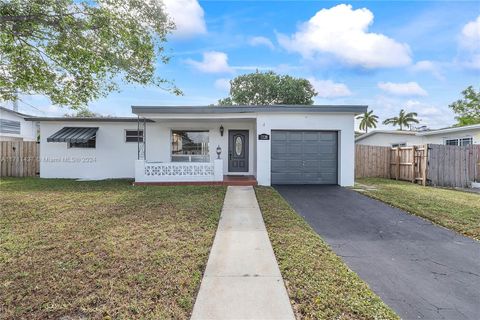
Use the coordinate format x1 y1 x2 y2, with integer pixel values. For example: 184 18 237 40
460 15 480 50
458 15 480 69
308 78 352 98
249 36 275 50
186 51 233 73
214 78 231 92
410 60 445 80
378 82 428 97
163 0 207 38
277 4 412 68
403 100 454 128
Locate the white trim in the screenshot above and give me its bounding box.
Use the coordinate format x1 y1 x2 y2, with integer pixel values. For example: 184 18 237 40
417 124 480 136
356 130 416 142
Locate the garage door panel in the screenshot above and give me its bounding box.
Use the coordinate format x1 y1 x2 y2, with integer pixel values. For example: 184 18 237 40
271 131 287 141
271 130 337 185
288 132 303 141
303 132 319 141
320 132 336 141
271 144 287 154
271 173 303 184
272 159 303 171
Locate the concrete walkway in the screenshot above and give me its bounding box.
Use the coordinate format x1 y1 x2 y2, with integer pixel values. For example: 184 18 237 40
191 186 295 320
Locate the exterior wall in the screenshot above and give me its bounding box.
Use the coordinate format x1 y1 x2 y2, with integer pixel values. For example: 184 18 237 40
145 119 256 176
40 122 140 179
356 133 423 147
421 128 480 144
40 119 256 179
40 114 358 184
0 109 38 141
255 113 356 187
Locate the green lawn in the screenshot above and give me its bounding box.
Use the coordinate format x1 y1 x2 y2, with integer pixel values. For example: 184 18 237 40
0 178 225 319
356 178 480 240
255 187 399 320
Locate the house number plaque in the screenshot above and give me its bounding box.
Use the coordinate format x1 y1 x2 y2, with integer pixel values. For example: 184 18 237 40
258 134 270 140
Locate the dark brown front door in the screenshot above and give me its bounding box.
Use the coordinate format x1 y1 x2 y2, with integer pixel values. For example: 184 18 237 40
228 130 249 172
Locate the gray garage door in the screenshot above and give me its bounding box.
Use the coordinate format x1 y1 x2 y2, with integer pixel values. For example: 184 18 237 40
271 130 338 185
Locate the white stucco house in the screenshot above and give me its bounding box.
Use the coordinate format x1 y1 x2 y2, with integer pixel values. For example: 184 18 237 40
356 124 480 147
27 105 366 186
0 106 39 141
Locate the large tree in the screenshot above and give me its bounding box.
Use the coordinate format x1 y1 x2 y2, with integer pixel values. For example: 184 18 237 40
0 0 180 109
217 71 317 105
383 109 419 130
449 86 480 126
357 110 378 133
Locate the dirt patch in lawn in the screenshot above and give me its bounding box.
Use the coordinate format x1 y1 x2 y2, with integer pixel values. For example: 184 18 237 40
255 186 398 320
0 178 225 319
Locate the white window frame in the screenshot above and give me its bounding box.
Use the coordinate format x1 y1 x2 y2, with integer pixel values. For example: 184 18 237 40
391 142 407 148
444 137 473 146
445 138 459 146
460 137 473 146
125 129 144 143
170 129 211 163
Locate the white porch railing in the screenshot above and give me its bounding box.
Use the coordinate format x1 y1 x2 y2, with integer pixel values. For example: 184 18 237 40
135 159 223 182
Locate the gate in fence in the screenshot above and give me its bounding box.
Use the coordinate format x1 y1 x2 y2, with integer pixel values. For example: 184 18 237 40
355 144 479 188
0 141 40 177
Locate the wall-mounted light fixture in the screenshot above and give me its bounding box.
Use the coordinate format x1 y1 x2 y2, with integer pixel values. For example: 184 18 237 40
216 145 222 159
220 125 224 136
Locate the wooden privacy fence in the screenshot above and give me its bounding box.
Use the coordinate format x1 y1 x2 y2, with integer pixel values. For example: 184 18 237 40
355 145 427 185
427 144 479 188
355 144 480 188
355 145 391 179
0 141 39 177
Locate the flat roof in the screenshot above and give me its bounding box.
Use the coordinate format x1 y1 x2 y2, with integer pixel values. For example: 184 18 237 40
131 105 368 114
24 117 153 122
356 124 480 142
0 106 33 118
355 130 417 142
416 124 480 136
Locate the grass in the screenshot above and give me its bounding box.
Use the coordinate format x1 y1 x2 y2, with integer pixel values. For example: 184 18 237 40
0 178 225 320
356 178 480 240
255 187 399 320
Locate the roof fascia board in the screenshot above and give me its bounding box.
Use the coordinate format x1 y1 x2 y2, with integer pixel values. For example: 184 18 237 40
132 105 368 115
416 124 480 136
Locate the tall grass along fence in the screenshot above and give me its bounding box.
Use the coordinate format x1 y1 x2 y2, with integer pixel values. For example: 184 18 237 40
0 141 39 177
355 144 480 188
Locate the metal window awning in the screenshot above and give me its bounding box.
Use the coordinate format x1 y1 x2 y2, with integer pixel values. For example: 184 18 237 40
47 127 99 143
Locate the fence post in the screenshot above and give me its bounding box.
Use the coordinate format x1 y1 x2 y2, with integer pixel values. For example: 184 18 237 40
396 148 400 180
411 145 416 183
422 144 428 186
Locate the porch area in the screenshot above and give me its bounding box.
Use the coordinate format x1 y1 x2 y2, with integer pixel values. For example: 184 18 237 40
133 175 257 186
132 115 258 185
134 157 256 186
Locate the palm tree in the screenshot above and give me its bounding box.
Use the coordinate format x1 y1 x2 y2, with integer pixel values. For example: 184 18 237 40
383 109 419 130
357 110 379 133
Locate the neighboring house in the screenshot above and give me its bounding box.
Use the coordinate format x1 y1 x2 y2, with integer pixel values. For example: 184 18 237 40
356 124 480 147
0 106 39 141
26 105 366 186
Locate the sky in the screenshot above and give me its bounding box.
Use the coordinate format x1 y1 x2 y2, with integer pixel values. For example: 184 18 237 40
15 0 480 130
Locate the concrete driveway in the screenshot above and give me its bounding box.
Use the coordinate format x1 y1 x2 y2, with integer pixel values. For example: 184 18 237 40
275 185 480 320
